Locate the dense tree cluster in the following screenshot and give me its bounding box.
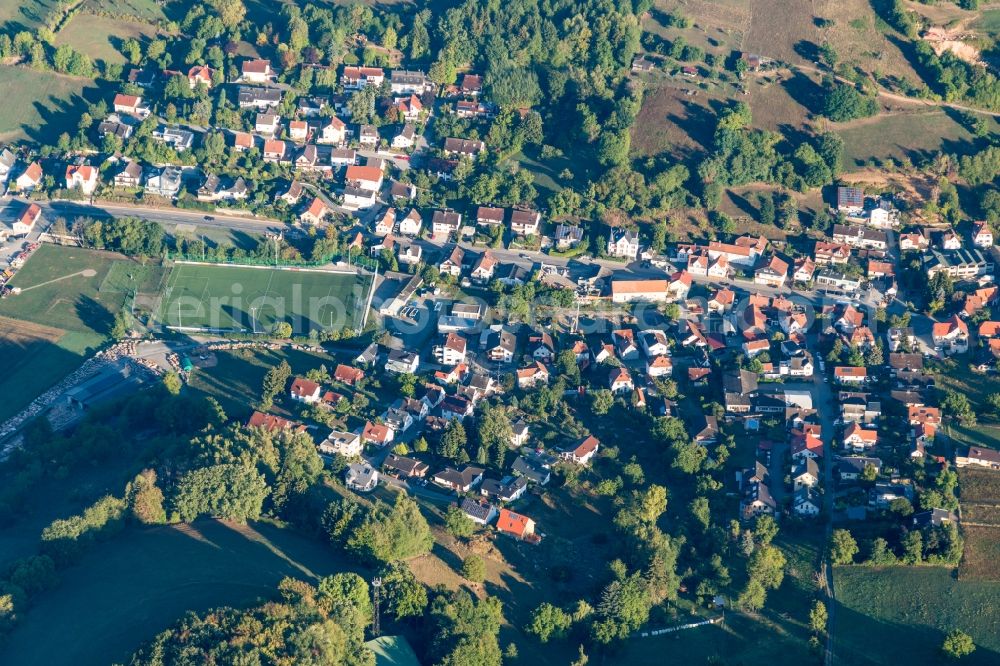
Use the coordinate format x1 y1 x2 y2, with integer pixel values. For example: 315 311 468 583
129 575 375 665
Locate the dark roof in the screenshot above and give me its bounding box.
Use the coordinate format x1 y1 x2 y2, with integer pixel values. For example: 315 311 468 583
460 497 495 521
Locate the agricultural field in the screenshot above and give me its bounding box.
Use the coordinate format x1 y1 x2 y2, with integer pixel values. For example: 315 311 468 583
959 526 1000 581
834 566 1000 665
54 13 159 65
0 66 105 143
959 467 1000 505
837 109 997 169
157 262 373 336
0 519 364 666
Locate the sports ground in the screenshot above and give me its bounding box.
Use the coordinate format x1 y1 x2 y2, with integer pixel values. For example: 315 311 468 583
157 262 373 335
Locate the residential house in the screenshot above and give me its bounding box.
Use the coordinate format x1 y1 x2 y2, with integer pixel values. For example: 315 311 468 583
792 458 820 490
432 466 485 493
319 430 363 458
435 332 468 366
438 245 464 277
144 166 183 198
342 66 385 89
528 332 556 361
443 137 485 158
288 120 309 142
610 279 669 304
382 454 430 479
563 435 600 465
510 208 541 236
511 455 551 485
461 498 498 526
64 164 99 195
832 224 887 250
754 256 788 287
345 463 379 492
241 58 274 83
837 456 882 482
113 161 143 189
385 349 420 374
955 446 1000 469
263 139 287 162
152 126 195 151
113 93 150 118
187 64 213 88
516 361 550 389
300 197 330 225
358 124 379 146
390 70 429 94
555 224 584 249
813 241 852 265
608 228 640 260
238 86 281 109
496 508 538 542
836 186 864 215
932 315 969 355
972 221 993 248
793 488 821 517
843 423 878 451
361 421 395 446
461 73 483 95
476 206 505 226
470 250 498 282
480 476 528 504
432 209 462 237
290 377 322 403
483 326 517 362
318 116 347 145
793 257 816 282
11 203 41 236
392 123 416 149
398 210 422 236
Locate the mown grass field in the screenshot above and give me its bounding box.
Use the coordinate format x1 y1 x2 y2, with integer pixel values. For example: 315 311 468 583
0 0 60 31
0 66 103 143
54 13 159 65
834 566 1000 665
838 109 996 169
158 263 371 335
0 245 144 420
0 244 127 337
0 519 363 666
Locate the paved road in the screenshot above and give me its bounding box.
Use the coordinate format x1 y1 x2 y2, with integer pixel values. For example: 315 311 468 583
0 197 287 237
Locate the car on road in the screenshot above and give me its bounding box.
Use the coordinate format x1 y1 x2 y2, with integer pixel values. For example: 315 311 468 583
203 215 215 221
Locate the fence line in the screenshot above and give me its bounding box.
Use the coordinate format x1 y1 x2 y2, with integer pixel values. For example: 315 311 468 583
638 616 723 638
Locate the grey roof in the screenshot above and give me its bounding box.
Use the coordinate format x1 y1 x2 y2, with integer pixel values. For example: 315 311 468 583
460 497 495 521
511 456 549 484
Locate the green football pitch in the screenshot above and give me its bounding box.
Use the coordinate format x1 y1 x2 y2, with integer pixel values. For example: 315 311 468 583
157 263 372 335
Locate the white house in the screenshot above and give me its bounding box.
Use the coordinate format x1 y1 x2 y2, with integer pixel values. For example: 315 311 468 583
608 228 640 260
319 430 363 458
65 164 99 195
290 377 322 404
